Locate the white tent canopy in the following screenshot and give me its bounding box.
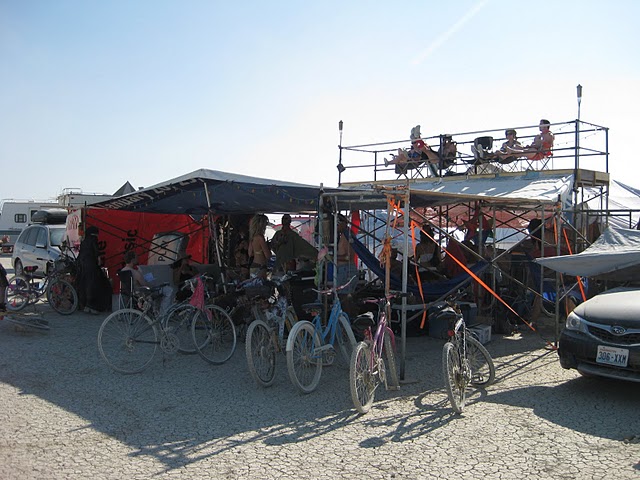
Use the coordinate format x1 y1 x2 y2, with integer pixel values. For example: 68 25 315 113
536 226 640 280
582 179 640 229
408 173 574 208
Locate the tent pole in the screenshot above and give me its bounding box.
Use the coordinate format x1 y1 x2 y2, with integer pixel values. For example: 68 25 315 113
400 190 410 381
204 182 227 293
555 198 562 345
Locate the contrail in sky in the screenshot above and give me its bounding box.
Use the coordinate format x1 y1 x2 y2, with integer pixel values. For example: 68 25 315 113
412 0 489 65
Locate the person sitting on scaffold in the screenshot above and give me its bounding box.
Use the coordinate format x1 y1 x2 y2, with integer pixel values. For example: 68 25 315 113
384 125 443 173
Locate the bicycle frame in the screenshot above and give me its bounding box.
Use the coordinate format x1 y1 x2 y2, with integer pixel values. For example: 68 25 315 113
9 269 54 307
311 294 344 348
441 293 495 413
364 299 395 373
349 296 400 413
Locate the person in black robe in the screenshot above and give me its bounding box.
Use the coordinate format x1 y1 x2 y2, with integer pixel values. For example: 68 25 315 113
77 226 110 313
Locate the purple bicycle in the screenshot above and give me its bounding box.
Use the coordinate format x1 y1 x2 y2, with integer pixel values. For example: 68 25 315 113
349 295 400 414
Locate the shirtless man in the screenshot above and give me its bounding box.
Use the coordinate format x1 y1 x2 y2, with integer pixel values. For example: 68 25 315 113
121 250 173 312
493 129 523 164
121 251 149 289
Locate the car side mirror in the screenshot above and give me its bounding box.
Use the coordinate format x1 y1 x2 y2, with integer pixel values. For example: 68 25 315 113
36 241 46 249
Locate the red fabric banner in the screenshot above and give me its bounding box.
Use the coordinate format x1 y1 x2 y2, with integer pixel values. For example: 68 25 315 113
83 209 209 292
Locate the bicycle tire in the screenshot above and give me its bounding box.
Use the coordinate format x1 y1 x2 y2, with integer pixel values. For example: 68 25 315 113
383 328 400 390
281 307 298 349
4 315 50 331
443 341 466 414
335 313 357 367
541 300 555 318
245 319 277 387
192 304 237 364
5 276 30 312
466 335 496 387
349 341 375 414
46 278 78 315
97 308 158 374
285 306 298 331
286 320 322 394
164 304 200 354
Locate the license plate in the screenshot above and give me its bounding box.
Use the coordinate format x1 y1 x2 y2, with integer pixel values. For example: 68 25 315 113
596 345 629 367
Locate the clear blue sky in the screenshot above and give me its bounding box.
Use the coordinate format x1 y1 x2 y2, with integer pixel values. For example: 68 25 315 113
1 0 639 200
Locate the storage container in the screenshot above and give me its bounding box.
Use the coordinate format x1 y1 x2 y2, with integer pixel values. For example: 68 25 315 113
468 324 491 344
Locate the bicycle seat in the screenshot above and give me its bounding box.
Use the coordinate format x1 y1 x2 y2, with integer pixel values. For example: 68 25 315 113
302 302 324 315
24 266 38 274
353 311 375 329
135 285 164 299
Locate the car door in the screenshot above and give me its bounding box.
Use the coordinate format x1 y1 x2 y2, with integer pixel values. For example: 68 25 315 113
16 226 40 272
33 227 49 274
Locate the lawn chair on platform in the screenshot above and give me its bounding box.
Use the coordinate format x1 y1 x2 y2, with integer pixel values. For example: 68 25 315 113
469 136 494 165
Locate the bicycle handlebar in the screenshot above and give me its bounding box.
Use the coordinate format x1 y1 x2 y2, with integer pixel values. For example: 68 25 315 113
311 275 357 296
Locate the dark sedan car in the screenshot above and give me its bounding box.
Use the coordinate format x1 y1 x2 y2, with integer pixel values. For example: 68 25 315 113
559 287 640 382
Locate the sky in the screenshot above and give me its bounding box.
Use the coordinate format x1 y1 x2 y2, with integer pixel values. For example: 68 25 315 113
1 0 640 201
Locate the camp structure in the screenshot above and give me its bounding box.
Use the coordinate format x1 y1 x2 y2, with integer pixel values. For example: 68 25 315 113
69 118 637 380
326 118 640 376
77 169 347 294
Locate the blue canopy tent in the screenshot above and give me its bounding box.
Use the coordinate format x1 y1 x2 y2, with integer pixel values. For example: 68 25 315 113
91 169 345 215
348 231 489 299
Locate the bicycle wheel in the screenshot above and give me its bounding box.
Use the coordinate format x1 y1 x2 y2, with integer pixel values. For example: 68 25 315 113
46 278 78 315
349 340 376 414
6 276 30 312
192 304 237 364
335 313 357 367
284 306 298 332
97 308 158 374
286 320 322 394
466 335 496 387
245 319 277 387
383 328 400 390
442 341 466 414
164 304 199 354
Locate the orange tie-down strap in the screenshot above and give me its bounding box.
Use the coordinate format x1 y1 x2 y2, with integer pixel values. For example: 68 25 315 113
410 220 557 350
562 228 587 303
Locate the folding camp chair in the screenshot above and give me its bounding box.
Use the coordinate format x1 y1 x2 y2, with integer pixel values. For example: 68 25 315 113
117 269 135 309
470 136 494 164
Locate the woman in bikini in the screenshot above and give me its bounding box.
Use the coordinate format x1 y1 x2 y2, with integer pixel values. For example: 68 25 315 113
248 214 271 278
505 119 554 160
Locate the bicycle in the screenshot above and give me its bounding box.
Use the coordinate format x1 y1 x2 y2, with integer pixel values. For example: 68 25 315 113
161 273 234 357
5 257 78 315
440 293 495 413
349 295 400 414
97 281 233 373
245 273 298 387
285 278 357 394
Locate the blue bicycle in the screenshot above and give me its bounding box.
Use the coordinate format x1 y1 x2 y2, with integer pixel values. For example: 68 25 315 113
285 279 357 394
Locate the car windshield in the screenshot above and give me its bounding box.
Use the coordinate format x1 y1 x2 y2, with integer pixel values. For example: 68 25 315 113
50 228 66 247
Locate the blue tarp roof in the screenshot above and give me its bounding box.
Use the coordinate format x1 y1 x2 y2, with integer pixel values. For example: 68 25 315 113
91 169 353 215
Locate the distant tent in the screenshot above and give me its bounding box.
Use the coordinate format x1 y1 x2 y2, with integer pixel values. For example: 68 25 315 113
112 181 136 197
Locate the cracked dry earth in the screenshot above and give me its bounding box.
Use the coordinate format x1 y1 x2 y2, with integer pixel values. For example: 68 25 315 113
0 304 639 480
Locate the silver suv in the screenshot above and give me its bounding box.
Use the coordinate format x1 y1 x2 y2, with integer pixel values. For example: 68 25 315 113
12 224 67 277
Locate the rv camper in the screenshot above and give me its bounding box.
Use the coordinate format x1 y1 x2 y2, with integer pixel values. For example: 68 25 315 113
0 200 62 253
